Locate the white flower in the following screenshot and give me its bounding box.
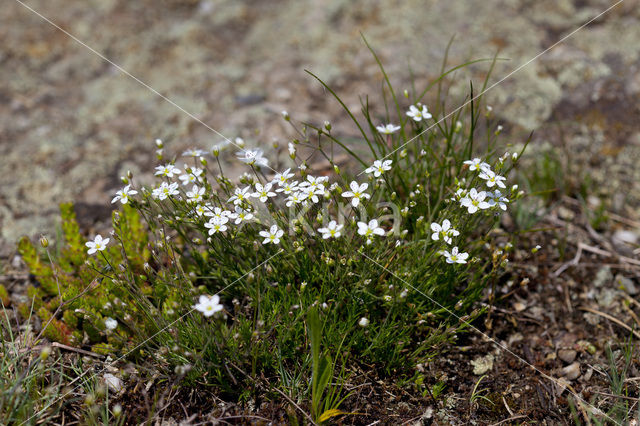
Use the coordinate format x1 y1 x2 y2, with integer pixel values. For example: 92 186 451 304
463 158 491 172
342 181 370 207
376 123 401 134
186 185 205 203
86 234 110 255
111 185 138 205
194 294 223 317
285 192 305 207
204 216 228 235
318 220 344 239
236 148 269 168
193 204 208 217
273 168 294 186
460 188 491 214
357 219 385 244
288 142 296 156
228 186 252 205
358 317 370 327
406 104 432 122
231 206 254 224
204 207 231 221
182 148 207 157
104 317 118 330
179 168 203 186
276 180 299 195
251 182 277 202
152 182 180 200
488 190 509 211
364 159 393 177
154 164 181 178
299 175 328 192
479 170 506 188
259 225 284 245
430 219 460 244
443 247 469 264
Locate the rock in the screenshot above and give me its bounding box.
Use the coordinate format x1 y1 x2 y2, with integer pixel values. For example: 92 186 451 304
615 274 637 295
471 354 494 375
103 373 122 393
558 349 577 363
596 288 617 308
561 362 581 380
558 206 575 221
612 230 639 246
593 267 613 288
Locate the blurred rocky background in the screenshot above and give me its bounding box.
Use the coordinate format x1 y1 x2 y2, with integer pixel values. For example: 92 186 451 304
1 0 640 255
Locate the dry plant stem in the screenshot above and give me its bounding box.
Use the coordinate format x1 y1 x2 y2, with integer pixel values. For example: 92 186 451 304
578 306 640 340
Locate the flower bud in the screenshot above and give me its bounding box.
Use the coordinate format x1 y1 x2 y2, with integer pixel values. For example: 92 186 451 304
358 317 369 327
281 110 290 121
39 235 49 248
155 138 163 148
40 345 52 361
200 157 208 166
324 121 331 132
403 89 409 98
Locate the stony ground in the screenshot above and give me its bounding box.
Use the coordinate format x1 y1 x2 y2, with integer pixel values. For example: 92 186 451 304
2 0 640 252
2 0 640 423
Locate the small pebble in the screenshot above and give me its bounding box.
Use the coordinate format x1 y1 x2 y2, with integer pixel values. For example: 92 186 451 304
561 362 581 380
558 349 577 363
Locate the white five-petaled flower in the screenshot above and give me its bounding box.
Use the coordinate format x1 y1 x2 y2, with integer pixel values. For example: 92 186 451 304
236 148 269 168
358 317 370 327
273 168 294 186
259 225 284 245
154 164 181 178
252 182 277 202
463 158 491 172
285 192 305 207
357 219 385 244
443 246 469 264
186 185 205 203
342 181 370 207
152 182 180 200
194 294 223 317
182 148 207 157
430 219 460 244
318 220 344 239
228 186 252 205
488 190 509 211
193 204 208 217
205 216 228 235
231 206 254 224
479 169 507 188
179 167 203 186
460 188 491 214
376 123 401 134
104 317 118 330
111 185 138 205
406 104 432 122
276 180 299 195
86 234 110 255
204 207 231 221
364 160 393 177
